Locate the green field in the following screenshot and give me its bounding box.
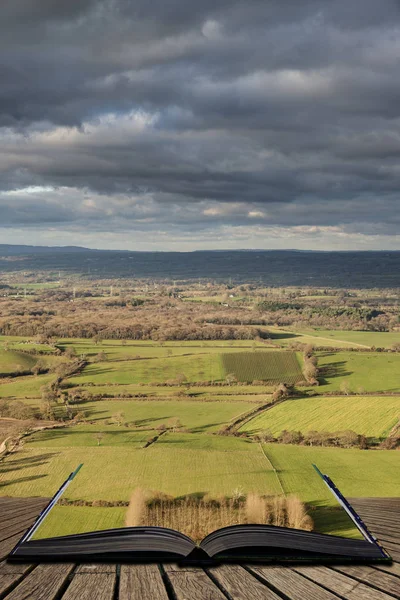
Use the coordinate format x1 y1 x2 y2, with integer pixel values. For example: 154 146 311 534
33 506 126 538
69 354 226 385
269 328 400 349
0 349 37 375
0 374 55 399
0 444 281 500
58 339 267 360
1 441 398 502
318 351 400 392
241 396 400 437
27 400 254 437
296 330 400 349
263 444 400 502
221 351 303 383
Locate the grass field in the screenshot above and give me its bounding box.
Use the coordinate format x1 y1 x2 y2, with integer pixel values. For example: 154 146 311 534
0 444 281 500
1 441 398 503
0 374 55 399
221 351 303 384
241 396 400 437
27 400 255 436
59 338 268 359
296 330 400 349
32 506 126 538
269 328 400 349
317 351 400 392
263 444 400 502
0 350 37 375
68 354 226 385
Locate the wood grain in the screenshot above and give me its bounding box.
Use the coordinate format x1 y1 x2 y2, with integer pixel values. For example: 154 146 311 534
251 566 339 599
3 564 74 600
62 572 116 600
119 565 169 600
167 569 227 600
209 565 282 600
295 566 397 600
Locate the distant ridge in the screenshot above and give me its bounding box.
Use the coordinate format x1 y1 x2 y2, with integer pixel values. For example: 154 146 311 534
0 244 91 255
0 245 399 287
1 244 399 255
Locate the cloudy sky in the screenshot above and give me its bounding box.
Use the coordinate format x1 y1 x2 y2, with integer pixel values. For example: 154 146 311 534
1 0 400 251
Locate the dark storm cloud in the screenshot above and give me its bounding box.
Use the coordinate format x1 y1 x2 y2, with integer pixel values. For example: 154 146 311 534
0 0 400 247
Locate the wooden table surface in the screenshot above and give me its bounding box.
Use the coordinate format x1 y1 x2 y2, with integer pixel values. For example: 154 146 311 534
0 497 399 599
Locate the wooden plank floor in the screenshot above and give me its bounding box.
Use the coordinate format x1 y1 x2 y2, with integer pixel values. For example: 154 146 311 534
0 497 399 599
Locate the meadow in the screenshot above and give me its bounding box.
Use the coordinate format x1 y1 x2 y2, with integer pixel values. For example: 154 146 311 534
269 327 400 349
263 444 400 502
317 351 400 392
241 395 400 438
28 399 255 436
0 349 37 375
68 354 226 385
294 329 400 349
1 439 398 506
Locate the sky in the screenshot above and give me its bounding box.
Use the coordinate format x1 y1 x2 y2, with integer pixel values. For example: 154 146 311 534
1 0 400 251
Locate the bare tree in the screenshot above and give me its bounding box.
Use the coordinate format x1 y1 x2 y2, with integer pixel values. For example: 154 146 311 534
112 411 125 427
94 432 104 446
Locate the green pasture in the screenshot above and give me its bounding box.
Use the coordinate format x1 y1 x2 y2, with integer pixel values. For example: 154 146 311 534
68 354 226 385
59 338 267 357
1 441 398 530
26 426 151 448
221 351 303 384
297 330 400 349
241 395 400 437
263 444 400 502
29 400 255 435
0 374 55 399
0 350 37 375
269 328 400 349
0 444 281 500
317 351 400 392
33 506 126 539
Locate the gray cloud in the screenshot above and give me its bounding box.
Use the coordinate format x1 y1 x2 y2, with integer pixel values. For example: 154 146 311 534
0 0 400 249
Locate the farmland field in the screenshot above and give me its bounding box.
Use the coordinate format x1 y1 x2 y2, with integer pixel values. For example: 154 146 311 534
294 330 400 349
0 444 281 500
263 444 400 502
317 351 400 392
68 354 226 385
27 399 255 437
1 440 398 509
0 350 37 375
241 396 400 437
221 351 303 383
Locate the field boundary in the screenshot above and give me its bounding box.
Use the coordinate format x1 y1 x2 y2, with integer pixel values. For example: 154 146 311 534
259 444 286 496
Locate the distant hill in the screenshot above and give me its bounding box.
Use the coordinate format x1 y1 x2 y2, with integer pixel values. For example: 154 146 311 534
0 245 399 288
0 244 90 255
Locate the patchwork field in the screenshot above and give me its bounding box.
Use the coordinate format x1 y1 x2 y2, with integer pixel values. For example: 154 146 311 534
221 351 303 384
1 331 399 542
241 396 400 437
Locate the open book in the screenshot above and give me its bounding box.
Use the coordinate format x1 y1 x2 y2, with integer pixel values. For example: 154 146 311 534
9 465 391 564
